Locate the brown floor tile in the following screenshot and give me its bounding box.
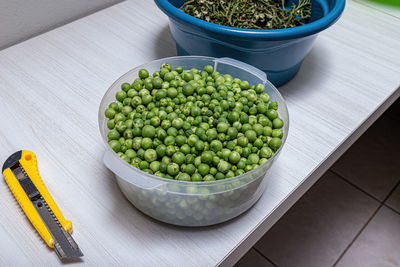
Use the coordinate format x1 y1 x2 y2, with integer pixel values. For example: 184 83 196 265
235 248 275 267
254 171 379 267
336 206 400 267
331 114 400 201
386 184 400 214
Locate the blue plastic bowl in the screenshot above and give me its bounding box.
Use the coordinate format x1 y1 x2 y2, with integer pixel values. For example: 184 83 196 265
155 0 345 86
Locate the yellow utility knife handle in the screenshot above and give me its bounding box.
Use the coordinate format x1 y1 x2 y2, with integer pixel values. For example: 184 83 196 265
3 150 72 248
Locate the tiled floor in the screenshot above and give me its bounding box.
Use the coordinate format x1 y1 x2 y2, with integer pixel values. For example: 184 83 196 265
236 98 400 267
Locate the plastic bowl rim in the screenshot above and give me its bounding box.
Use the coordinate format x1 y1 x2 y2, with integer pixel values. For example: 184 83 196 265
98 55 290 186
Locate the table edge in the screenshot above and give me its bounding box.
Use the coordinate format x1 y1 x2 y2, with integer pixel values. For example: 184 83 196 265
218 86 400 267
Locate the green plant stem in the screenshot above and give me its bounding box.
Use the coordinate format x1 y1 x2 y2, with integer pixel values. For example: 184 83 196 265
181 0 312 30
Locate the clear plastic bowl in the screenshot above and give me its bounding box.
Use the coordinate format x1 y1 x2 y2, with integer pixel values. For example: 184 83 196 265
99 56 289 226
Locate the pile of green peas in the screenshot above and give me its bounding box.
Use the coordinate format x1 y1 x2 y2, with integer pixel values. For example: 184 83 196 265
105 63 284 182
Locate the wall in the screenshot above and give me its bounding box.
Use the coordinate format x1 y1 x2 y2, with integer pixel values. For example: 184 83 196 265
0 0 123 50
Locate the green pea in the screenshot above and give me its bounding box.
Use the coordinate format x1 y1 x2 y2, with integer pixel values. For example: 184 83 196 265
138 69 149 79
115 121 127 133
215 172 225 180
228 151 241 164
269 137 282 150
245 130 257 143
237 136 249 147
181 72 193 82
175 172 189 181
120 154 130 163
156 144 166 157
175 135 186 146
109 140 121 153
218 160 231 173
184 164 196 175
203 175 215 181
139 160 149 170
253 124 264 136
225 170 235 178
204 65 214 74
188 135 199 147
210 140 223 152
223 140 234 150
141 137 153 149
114 113 126 122
184 154 194 164
255 84 265 94
268 101 278 110
272 129 283 138
241 123 252 133
227 127 238 139
121 83 131 92
209 167 217 176
167 163 180 176
251 146 259 153
182 83 194 96
144 149 157 162
165 145 176 156
172 152 185 165
195 140 205 151
260 147 273 159
179 144 190 154
159 162 168 173
116 91 127 102
198 163 210 176
167 87 178 98
248 115 257 125
107 119 115 129
248 153 260 164
263 126 273 136
254 138 263 149
150 161 160 172
127 89 137 98
105 108 116 119
240 80 250 90
124 139 133 149
108 129 120 140
256 102 267 113
227 111 240 123
237 160 246 169
217 133 226 142
172 118 184 129
191 173 202 181
109 102 120 111
272 118 284 129
167 127 178 137
206 128 218 141
201 151 213 164
221 149 231 161
266 109 278 120
217 122 229 133
142 125 156 138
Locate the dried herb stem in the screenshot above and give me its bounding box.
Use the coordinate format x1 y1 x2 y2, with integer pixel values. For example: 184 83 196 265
181 0 312 30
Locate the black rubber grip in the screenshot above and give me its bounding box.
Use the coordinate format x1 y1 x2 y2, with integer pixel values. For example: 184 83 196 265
2 151 22 172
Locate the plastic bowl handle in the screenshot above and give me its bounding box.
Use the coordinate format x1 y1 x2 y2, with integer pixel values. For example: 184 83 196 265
103 151 166 190
216 57 267 79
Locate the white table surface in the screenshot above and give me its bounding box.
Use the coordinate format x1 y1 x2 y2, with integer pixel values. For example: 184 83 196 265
0 0 399 266
354 0 400 18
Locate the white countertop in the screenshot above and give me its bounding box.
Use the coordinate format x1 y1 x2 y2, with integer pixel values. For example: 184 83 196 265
0 0 399 266
354 0 400 18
